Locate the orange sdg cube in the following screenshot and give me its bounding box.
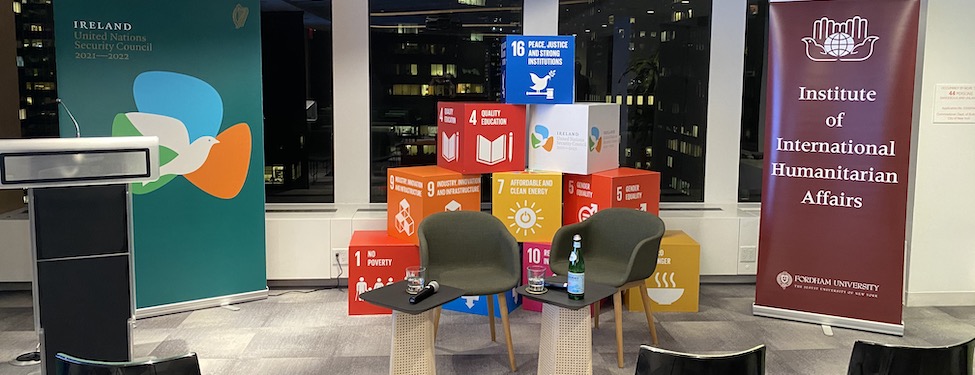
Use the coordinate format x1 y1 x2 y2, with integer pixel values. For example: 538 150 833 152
563 168 661 225
387 166 482 244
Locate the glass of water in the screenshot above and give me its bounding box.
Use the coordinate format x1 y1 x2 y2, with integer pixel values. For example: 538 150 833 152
527 265 547 293
405 266 426 294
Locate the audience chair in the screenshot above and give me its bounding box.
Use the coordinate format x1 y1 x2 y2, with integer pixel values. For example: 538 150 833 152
847 337 975 375
550 208 665 368
635 345 766 375
418 211 521 372
55 352 202 375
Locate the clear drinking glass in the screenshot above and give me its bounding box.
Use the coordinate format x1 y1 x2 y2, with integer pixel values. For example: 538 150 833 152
527 265 547 293
405 266 426 294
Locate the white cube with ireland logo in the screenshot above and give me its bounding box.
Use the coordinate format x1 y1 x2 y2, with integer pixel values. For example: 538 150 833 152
527 103 621 175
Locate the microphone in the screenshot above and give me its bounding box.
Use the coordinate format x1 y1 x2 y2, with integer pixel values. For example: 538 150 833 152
56 98 81 138
409 281 440 304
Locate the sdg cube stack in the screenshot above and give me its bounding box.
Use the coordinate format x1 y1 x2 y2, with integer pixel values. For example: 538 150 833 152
352 34 665 317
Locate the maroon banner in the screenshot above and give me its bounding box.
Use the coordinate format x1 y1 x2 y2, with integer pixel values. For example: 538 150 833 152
755 0 919 329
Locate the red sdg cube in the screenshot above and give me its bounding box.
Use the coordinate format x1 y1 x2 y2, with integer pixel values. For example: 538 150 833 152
348 231 421 315
563 168 661 225
436 102 527 174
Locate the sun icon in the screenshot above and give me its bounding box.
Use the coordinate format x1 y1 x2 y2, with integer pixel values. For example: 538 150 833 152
507 200 544 236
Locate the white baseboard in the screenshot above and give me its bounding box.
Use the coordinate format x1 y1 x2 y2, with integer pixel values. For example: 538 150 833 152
905 291 975 307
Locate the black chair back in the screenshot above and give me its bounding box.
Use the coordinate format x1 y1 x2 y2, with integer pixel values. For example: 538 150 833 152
55 352 202 375
635 345 766 375
847 337 975 375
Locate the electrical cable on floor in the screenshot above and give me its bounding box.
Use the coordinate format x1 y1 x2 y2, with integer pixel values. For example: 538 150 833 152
333 252 345 291
267 288 326 297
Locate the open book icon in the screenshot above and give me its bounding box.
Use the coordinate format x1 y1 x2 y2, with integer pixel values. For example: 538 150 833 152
476 133 513 165
441 132 458 162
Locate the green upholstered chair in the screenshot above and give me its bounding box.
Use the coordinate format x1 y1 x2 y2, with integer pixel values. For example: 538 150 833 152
55 352 201 375
550 208 665 368
418 210 520 372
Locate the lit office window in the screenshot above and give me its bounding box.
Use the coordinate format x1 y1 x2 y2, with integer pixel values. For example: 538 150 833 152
260 3 336 203
562 0 713 202
12 2 20 14
369 0 523 203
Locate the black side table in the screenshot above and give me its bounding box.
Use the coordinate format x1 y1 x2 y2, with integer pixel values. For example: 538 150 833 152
517 276 617 375
360 280 465 375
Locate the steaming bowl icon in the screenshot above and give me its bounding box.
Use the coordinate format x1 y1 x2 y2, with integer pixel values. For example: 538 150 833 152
647 271 684 305
647 287 685 305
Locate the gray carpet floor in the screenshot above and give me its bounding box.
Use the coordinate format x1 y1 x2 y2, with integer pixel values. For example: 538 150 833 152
2 284 974 374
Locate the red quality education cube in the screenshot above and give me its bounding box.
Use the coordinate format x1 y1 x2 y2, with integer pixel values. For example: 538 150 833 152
563 168 661 225
436 102 527 174
348 231 421 315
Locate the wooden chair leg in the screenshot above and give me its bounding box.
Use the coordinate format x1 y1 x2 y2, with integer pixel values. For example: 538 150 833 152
434 306 442 341
497 293 517 372
638 284 659 345
613 290 624 368
487 294 497 342
593 299 601 329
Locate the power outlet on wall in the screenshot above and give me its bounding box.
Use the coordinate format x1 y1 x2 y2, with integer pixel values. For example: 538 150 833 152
330 248 348 279
739 246 757 263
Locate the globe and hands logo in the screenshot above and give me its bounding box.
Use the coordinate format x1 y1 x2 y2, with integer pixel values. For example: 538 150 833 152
588 127 602 152
112 71 252 199
530 124 554 152
802 15 879 62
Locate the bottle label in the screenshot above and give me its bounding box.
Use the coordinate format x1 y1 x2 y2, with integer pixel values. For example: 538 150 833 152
567 272 584 295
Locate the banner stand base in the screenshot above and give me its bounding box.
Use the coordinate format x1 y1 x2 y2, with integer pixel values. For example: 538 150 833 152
753 304 904 336
135 289 268 320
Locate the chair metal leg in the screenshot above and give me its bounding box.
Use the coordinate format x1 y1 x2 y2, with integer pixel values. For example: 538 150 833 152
487 294 497 342
638 284 659 345
434 306 442 341
613 290 624 368
497 293 517 372
593 300 600 329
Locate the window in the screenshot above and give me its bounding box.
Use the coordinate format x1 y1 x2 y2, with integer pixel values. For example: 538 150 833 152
13 2 21 14
739 0 767 202
260 5 335 203
562 0 713 202
369 0 523 203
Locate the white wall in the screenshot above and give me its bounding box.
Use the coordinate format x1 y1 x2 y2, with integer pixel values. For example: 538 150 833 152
905 0 975 306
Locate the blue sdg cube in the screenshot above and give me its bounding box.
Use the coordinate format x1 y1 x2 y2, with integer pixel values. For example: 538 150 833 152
501 35 575 104
441 289 521 317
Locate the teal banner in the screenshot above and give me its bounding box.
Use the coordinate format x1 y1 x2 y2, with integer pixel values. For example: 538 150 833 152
54 1 266 308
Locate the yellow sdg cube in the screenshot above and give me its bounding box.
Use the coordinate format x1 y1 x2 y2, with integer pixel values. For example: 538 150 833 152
492 171 562 243
627 230 700 312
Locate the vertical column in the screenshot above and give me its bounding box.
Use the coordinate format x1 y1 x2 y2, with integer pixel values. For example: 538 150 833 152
0 3 23 213
332 0 371 203
522 0 559 36
704 0 746 204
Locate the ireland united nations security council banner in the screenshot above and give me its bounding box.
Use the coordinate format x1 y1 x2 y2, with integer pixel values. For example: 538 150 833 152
53 0 267 312
753 0 919 335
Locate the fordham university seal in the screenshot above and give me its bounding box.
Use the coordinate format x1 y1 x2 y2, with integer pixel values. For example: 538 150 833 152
776 271 793 290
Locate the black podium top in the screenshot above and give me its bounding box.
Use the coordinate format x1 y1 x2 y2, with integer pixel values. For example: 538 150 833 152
360 280 466 315
516 276 617 310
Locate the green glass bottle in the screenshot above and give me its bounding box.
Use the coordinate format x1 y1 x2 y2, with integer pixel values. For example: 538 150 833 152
567 234 585 300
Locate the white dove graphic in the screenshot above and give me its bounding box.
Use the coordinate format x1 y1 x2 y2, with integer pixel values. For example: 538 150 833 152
529 70 557 92
125 112 220 182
